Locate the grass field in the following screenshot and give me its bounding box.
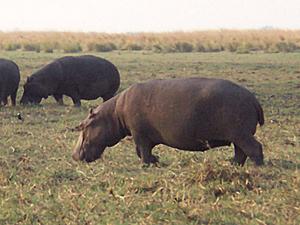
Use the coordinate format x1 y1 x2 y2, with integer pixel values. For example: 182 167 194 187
0 51 299 224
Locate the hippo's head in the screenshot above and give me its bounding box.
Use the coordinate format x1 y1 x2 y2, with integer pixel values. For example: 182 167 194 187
72 108 109 162
20 77 48 105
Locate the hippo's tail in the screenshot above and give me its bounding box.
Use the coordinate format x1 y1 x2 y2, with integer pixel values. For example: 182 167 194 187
254 100 265 126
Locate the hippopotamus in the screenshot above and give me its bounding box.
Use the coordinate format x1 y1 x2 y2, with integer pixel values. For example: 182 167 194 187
72 77 265 166
0 59 20 106
20 55 120 106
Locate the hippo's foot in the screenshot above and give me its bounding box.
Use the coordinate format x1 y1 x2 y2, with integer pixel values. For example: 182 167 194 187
142 155 159 165
231 158 246 166
149 155 159 164
141 155 159 168
57 100 64 106
232 144 247 166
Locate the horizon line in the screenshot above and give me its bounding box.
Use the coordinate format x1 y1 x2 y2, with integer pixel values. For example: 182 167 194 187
1 27 300 34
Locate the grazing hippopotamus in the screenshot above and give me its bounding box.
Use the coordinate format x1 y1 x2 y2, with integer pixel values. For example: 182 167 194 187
0 59 20 106
72 77 265 166
20 55 120 106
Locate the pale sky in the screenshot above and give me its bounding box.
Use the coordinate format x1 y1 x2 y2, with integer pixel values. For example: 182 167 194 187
0 0 300 32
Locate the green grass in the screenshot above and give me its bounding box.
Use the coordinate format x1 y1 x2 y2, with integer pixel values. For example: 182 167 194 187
0 51 299 224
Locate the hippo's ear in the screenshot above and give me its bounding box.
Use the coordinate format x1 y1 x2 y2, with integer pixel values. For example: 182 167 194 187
72 123 84 132
89 108 96 118
89 108 93 114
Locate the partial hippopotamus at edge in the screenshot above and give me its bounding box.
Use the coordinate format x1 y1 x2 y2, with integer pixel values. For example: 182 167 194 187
20 55 120 107
72 77 265 166
0 58 20 106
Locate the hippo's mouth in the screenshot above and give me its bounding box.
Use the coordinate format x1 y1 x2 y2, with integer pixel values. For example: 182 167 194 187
72 141 105 163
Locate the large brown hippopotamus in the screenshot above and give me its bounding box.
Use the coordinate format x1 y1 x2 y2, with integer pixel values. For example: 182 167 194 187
72 77 265 166
20 55 120 106
0 59 20 106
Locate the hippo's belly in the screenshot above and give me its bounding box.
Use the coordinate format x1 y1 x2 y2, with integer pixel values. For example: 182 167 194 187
78 79 110 100
161 137 231 152
79 87 102 100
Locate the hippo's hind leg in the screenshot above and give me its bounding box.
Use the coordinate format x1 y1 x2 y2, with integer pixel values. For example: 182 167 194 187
70 96 81 107
10 89 18 106
2 97 8 106
135 146 141 159
232 144 247 166
233 136 264 166
53 94 64 105
73 100 81 107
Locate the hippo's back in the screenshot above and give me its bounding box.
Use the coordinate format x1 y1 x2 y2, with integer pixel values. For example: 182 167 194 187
0 59 20 85
57 55 120 99
58 55 119 80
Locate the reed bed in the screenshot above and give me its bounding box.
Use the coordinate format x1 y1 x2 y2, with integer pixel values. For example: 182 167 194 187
1 30 300 53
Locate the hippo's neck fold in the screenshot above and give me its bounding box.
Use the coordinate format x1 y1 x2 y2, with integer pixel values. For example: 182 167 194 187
32 61 63 95
96 96 128 147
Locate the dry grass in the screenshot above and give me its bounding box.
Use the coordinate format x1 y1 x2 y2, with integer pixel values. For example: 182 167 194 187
1 30 300 53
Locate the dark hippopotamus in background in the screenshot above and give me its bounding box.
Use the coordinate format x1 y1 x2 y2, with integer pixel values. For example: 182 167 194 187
0 59 20 106
20 55 120 106
72 77 265 166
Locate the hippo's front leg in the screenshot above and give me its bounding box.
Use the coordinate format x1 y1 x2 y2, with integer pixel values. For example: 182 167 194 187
232 144 247 166
70 96 81 107
135 142 158 164
53 94 64 105
2 97 8 106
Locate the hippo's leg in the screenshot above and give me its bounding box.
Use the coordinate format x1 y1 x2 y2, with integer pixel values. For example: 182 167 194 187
71 96 81 107
10 90 17 106
234 136 264 166
102 93 114 102
134 140 158 164
73 101 81 107
2 97 8 106
53 94 64 105
232 144 247 166
135 146 141 158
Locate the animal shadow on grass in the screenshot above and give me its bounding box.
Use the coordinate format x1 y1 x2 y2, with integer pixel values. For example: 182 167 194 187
267 158 300 170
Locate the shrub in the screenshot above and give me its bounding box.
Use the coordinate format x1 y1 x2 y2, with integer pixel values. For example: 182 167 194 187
236 42 253 54
275 42 291 52
236 46 250 54
204 42 223 52
174 42 194 52
23 43 41 52
161 44 176 53
195 43 206 52
152 44 163 52
3 43 21 51
125 43 143 51
87 42 117 52
265 44 280 53
225 42 239 52
41 43 56 53
44 47 54 53
273 41 300 52
62 43 82 53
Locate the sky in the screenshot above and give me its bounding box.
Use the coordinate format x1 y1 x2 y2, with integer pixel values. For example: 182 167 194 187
0 0 300 32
